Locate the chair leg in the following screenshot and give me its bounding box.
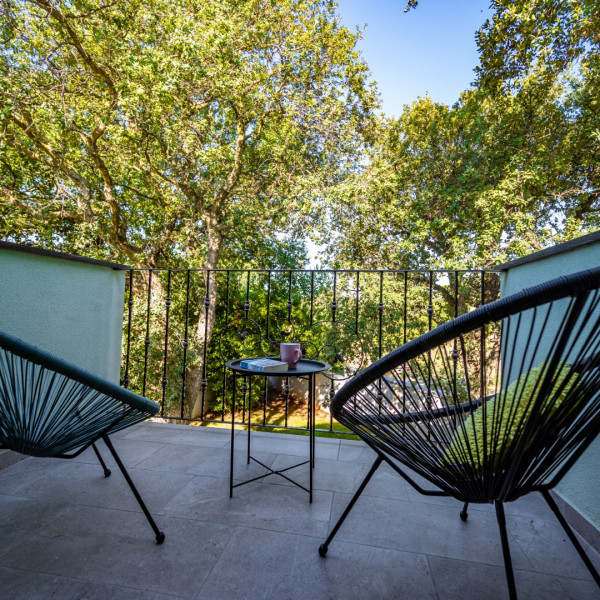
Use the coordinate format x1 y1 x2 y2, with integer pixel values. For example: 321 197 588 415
495 500 518 600
101 434 165 544
542 490 600 588
91 443 112 477
460 501 469 521
319 455 383 557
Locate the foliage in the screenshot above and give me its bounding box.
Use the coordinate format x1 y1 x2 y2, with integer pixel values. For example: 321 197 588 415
121 266 498 418
3 0 597 422
0 0 377 270
320 0 600 271
0 0 379 416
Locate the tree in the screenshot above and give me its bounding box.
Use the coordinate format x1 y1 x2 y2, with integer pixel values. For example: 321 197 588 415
1 0 376 267
0 0 377 415
474 0 600 239
321 0 600 272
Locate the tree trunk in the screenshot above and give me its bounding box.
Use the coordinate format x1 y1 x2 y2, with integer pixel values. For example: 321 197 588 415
186 219 222 419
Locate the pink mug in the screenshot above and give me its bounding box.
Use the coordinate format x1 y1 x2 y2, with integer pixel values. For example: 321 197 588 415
280 342 302 369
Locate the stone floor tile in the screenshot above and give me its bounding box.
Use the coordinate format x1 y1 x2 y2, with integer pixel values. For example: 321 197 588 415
0 496 72 558
135 442 275 480
0 456 71 496
73 437 166 468
267 454 381 494
337 439 375 464
238 430 339 460
9 459 194 513
162 473 333 537
0 566 187 600
197 527 437 600
513 515 600 580
123 422 231 448
0 423 598 600
328 491 535 570
1 506 231 598
428 554 600 600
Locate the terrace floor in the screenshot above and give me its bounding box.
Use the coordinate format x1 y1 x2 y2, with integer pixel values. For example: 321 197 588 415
1 422 599 600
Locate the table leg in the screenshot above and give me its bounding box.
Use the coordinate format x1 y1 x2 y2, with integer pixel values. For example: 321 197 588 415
312 374 316 468
230 373 236 498
247 377 251 464
309 373 314 503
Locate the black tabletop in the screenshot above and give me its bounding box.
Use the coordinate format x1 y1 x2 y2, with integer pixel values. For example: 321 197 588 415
225 358 330 376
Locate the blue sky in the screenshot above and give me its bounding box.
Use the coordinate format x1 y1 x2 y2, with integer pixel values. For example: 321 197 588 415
335 0 494 117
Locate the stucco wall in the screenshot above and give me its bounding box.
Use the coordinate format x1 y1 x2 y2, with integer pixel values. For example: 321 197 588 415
0 244 126 382
499 235 600 533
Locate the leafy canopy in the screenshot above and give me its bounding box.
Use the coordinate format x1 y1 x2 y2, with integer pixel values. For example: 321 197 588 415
0 0 377 268
320 0 600 270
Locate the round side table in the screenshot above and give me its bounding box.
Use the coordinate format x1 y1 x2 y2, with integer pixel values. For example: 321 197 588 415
226 358 330 503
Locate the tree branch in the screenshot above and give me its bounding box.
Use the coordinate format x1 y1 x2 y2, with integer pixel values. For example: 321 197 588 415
25 0 119 108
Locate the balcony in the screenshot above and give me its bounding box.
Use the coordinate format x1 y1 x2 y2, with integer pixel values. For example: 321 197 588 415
2 237 600 598
1 422 599 599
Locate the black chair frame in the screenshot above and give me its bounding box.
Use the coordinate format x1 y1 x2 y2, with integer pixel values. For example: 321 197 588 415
0 330 165 544
319 266 600 599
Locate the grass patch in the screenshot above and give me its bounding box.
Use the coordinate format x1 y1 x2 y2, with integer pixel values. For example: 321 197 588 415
190 394 360 440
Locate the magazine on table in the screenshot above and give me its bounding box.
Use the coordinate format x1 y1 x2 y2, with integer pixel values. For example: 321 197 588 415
239 358 288 372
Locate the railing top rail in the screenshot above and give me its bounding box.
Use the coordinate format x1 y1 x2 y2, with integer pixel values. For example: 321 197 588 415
126 267 502 274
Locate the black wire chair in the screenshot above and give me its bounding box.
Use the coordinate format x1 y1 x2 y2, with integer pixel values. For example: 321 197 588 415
319 267 600 599
0 330 165 543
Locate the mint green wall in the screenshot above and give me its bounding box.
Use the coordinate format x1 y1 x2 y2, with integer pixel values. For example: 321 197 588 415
500 239 600 532
0 247 126 382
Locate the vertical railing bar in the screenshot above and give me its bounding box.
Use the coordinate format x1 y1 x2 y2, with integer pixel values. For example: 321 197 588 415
377 272 384 418
308 377 312 432
180 270 191 421
454 270 459 319
242 377 247 424
378 271 384 360
332 271 338 322
221 272 231 421
452 270 459 413
200 270 211 420
244 270 250 317
287 270 292 430
329 379 334 433
310 271 315 326
403 271 408 420
355 270 360 334
284 378 289 428
403 271 408 346
161 270 172 417
142 270 152 397
287 270 293 323
248 377 252 455
480 269 486 399
263 379 268 426
264 270 271 425
266 270 272 346
428 270 434 329
123 269 134 389
427 271 433 413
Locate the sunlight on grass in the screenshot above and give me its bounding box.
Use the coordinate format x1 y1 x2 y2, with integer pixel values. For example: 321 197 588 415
190 413 359 440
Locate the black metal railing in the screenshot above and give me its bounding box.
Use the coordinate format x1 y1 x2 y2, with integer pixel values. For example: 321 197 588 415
121 268 500 434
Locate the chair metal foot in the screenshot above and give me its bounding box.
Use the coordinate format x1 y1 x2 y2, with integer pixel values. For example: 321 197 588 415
101 433 165 543
542 490 600 588
460 502 469 521
495 501 517 600
319 455 383 556
92 443 112 477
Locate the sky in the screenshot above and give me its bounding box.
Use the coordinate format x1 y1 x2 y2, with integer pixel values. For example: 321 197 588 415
334 0 494 117
308 0 494 265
